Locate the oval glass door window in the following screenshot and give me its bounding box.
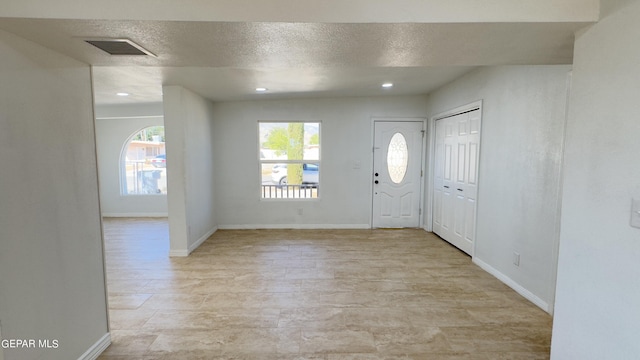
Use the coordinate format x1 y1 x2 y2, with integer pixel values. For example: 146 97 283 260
387 132 409 183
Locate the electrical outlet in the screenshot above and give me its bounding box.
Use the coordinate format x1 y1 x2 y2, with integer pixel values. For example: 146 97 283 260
513 252 520 267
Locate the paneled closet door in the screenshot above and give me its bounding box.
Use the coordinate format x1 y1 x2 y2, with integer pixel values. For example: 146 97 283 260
433 109 481 255
433 118 456 240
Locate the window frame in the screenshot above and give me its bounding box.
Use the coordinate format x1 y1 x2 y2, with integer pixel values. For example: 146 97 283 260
258 121 321 201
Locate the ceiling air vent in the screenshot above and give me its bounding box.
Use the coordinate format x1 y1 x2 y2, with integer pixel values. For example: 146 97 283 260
85 38 156 57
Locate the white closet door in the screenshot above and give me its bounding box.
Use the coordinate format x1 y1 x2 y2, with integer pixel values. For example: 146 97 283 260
433 119 456 239
433 109 481 255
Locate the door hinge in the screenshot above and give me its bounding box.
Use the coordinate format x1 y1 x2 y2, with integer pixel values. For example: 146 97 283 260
421 130 425 137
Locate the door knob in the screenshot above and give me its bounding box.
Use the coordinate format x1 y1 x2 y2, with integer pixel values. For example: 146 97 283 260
374 173 379 177
374 180 379 184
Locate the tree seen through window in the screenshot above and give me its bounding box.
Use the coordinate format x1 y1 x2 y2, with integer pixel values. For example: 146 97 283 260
259 122 320 199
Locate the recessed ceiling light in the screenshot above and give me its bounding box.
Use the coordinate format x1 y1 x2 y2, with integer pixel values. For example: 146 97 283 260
116 92 130 97
256 87 268 92
382 83 394 88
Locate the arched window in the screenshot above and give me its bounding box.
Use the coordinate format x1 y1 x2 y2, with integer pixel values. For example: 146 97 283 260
120 126 168 195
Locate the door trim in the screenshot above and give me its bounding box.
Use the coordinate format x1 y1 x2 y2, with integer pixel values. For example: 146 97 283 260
370 117 427 228
427 101 482 255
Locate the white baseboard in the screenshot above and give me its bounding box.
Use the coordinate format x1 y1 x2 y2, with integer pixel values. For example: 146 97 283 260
102 213 168 218
78 333 111 360
188 227 217 254
218 224 371 230
169 249 189 257
169 227 218 257
472 257 551 313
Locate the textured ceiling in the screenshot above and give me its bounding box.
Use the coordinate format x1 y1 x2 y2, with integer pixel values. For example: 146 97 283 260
0 20 583 67
0 18 593 104
91 66 477 104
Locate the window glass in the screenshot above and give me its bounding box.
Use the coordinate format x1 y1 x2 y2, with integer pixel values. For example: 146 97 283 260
121 126 167 195
259 122 320 199
387 132 408 184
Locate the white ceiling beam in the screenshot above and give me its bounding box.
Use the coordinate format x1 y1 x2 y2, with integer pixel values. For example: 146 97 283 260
0 0 599 23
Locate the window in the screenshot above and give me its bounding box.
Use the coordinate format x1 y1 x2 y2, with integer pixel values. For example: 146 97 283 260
259 122 320 199
120 126 168 195
387 132 409 184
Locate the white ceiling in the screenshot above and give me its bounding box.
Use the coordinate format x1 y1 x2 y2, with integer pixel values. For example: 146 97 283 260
0 2 597 105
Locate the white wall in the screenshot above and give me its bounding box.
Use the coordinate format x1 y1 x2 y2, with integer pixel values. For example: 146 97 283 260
425 66 571 312
212 96 427 228
163 86 217 256
551 0 640 358
0 30 109 359
95 103 167 217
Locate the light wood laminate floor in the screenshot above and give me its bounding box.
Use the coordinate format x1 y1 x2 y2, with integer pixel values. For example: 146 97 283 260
98 218 552 360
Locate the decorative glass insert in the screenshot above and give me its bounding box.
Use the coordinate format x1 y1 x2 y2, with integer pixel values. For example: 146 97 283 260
387 132 408 184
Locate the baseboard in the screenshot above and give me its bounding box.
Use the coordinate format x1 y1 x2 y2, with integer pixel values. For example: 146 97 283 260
188 227 217 254
169 227 218 257
218 224 371 230
102 212 168 218
472 257 551 313
169 249 189 257
77 333 111 360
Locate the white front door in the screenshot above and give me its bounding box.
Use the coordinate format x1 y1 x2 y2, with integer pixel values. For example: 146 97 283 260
433 109 481 255
372 121 424 228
